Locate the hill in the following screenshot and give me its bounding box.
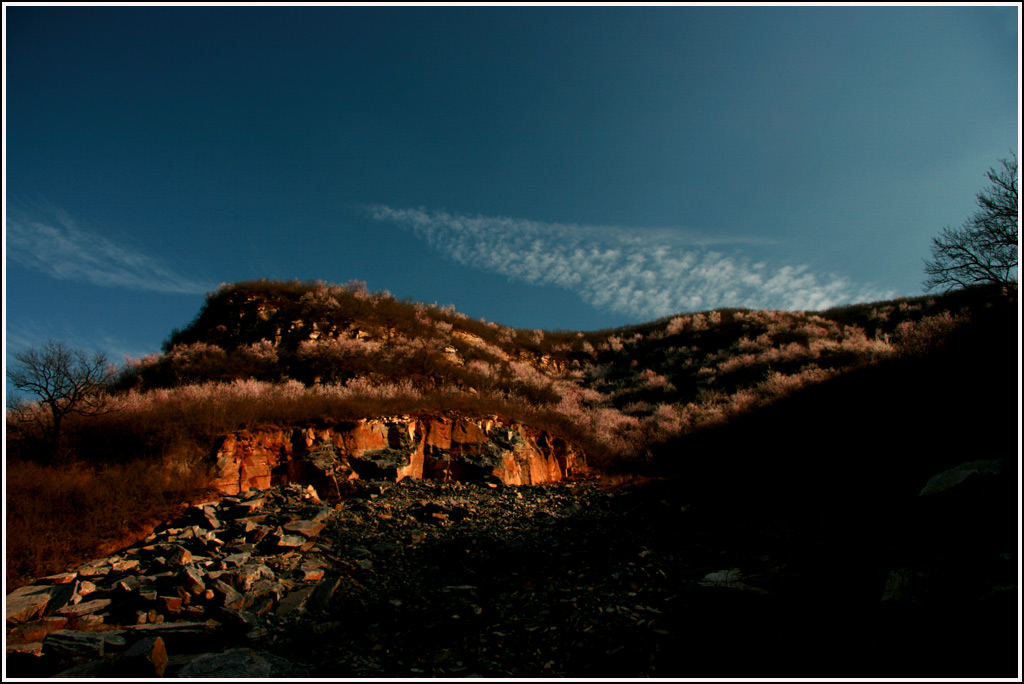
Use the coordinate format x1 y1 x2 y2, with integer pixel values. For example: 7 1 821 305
104 278 1010 469
5 280 1019 677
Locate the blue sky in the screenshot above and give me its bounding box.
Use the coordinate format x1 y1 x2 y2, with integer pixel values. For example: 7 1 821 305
4 5 1019 368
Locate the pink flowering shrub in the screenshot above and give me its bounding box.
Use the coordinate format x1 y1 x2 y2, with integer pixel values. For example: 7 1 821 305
163 342 230 383
297 336 383 383
665 316 688 336
639 369 675 391
893 311 969 358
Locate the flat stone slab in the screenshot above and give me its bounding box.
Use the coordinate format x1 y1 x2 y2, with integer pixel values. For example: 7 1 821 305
276 534 308 548
6 642 44 656
57 598 112 617
39 572 78 585
282 520 325 538
7 617 69 644
235 497 266 513
130 621 210 635
6 585 57 624
76 562 112 578
110 559 140 573
43 629 126 658
221 552 252 567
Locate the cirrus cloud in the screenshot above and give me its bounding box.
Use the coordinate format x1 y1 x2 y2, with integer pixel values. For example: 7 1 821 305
369 205 893 319
6 208 212 295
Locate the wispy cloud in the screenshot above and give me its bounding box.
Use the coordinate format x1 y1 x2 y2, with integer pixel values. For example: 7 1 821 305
6 208 212 295
3 320 154 367
369 205 893 319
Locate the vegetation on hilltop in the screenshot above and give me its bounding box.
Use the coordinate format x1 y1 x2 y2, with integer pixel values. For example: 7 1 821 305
111 279 1009 460
12 279 1014 470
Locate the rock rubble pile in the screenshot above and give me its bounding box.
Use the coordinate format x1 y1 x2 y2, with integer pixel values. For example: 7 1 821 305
5 483 340 677
8 477 701 677
6 457 1018 678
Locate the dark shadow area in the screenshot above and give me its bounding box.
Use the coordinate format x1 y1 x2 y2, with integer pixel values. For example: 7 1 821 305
633 299 1020 677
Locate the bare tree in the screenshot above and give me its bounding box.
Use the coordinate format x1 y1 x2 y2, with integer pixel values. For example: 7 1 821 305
923 153 1019 297
7 339 117 461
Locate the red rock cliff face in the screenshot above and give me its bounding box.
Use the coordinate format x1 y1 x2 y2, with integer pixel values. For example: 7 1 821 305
209 414 586 496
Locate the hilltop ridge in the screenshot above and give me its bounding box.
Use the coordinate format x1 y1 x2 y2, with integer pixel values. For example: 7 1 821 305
107 279 1011 470
10 277 1015 484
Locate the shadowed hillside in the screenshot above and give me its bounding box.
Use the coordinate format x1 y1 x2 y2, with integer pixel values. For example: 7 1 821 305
636 292 1019 676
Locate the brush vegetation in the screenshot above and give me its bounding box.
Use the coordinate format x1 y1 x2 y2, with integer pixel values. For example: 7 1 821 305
5 279 1015 588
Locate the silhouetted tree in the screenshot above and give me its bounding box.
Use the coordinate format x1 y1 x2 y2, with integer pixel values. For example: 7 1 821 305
924 153 1018 297
7 339 116 461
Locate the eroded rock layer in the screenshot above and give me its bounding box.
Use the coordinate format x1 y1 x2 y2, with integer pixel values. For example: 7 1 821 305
210 414 586 495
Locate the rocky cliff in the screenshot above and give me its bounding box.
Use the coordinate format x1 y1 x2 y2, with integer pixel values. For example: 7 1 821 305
209 414 587 496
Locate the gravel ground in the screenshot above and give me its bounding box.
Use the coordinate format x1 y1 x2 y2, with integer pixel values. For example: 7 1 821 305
246 476 1017 679
267 478 683 678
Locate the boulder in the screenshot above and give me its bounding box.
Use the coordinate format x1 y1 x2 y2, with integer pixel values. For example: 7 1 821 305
211 580 247 610
919 459 1004 496
880 567 938 604
699 568 745 589
307 576 341 613
115 636 168 678
164 544 194 567
698 568 769 594
177 647 307 678
180 566 207 595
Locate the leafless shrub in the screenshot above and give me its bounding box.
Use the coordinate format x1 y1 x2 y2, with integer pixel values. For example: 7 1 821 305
7 340 118 461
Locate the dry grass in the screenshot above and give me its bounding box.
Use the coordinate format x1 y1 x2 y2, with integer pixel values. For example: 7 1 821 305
5 457 213 591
